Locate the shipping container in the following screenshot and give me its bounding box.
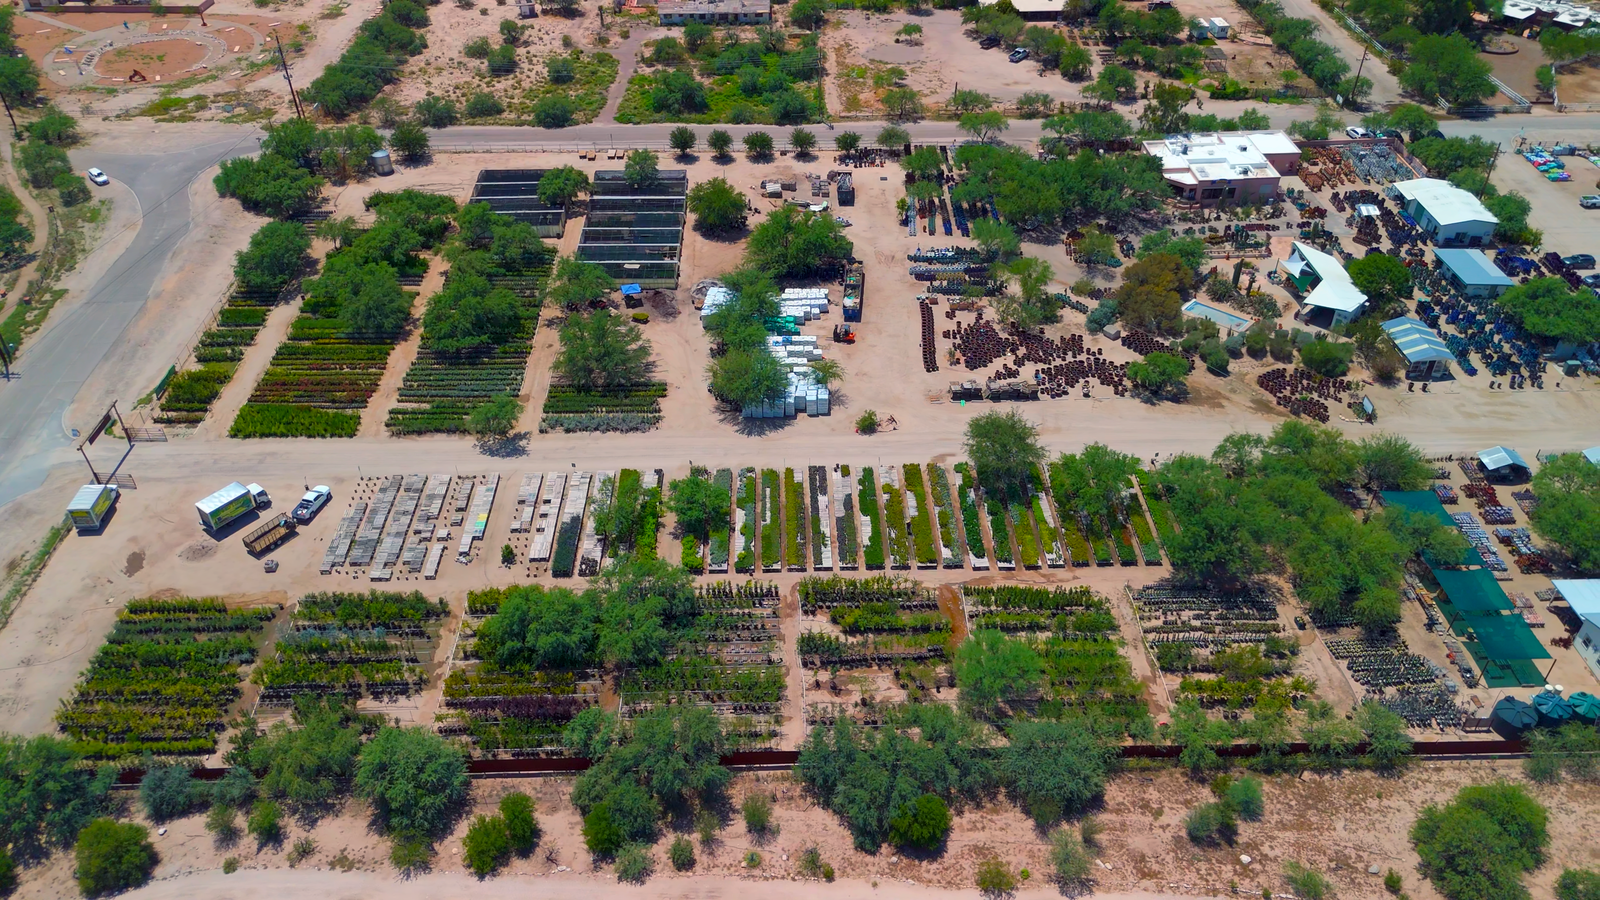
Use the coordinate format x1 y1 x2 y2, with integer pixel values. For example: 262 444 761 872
66 484 118 533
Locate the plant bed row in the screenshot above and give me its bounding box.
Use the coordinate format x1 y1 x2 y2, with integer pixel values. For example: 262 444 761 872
56 598 277 758
927 463 965 568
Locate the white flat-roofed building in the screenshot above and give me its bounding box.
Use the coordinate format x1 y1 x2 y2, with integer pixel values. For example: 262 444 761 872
1141 131 1301 206
658 0 771 23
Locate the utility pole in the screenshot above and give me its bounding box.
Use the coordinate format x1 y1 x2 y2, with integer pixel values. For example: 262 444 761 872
1478 142 1502 199
1348 46 1368 110
273 32 305 119
0 92 19 140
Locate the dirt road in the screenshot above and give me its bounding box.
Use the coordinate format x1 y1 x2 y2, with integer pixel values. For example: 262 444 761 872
110 868 1206 900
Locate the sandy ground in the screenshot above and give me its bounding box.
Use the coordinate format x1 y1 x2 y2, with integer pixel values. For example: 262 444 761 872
12 760 1600 900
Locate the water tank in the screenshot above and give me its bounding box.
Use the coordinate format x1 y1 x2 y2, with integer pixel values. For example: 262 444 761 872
370 149 394 176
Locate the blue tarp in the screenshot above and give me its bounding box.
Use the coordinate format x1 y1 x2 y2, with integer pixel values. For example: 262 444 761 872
619 283 642 295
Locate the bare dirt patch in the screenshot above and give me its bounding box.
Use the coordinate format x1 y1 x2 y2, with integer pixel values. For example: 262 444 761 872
97 39 210 79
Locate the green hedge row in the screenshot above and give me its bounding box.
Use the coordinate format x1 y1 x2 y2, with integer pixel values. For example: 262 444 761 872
1012 504 1040 569
807 466 829 568
1031 495 1061 564
928 463 964 567
1112 518 1139 566
955 462 986 563
902 463 938 566
880 472 910 568
760 469 780 570
638 480 662 560
783 468 805 570
736 468 756 573
987 499 1013 564
710 468 733 570
858 467 885 570
229 403 359 438
681 534 705 574
551 517 582 577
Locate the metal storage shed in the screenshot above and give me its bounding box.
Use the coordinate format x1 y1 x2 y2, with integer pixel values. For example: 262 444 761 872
1435 249 1514 298
1477 445 1531 481
1391 178 1498 247
1382 316 1454 380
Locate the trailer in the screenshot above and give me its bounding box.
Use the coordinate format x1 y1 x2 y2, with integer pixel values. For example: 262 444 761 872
196 482 270 532
843 262 864 323
243 513 296 557
66 484 118 533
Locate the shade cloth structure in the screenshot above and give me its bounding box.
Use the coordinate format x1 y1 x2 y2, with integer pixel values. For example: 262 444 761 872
1433 568 1514 613
1531 690 1575 727
1489 695 1538 738
1467 614 1551 661
1566 691 1600 723
1380 491 1455 528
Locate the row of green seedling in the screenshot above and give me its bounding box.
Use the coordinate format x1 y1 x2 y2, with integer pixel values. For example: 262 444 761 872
877 465 912 569
735 468 757 573
834 464 859 570
808 465 832 569
954 462 989 570
708 468 733 574
927 462 966 568
902 463 939 568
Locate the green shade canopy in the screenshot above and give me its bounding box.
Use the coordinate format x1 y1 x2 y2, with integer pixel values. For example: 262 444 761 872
1379 491 1456 529
1567 691 1600 723
1433 568 1515 613
1468 615 1552 662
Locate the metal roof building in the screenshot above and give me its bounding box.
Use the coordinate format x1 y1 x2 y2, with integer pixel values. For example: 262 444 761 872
1553 579 1600 682
1281 241 1368 326
1435 249 1515 298
1477 445 1531 481
1586 446 1600 465
1392 179 1498 247
1382 315 1454 380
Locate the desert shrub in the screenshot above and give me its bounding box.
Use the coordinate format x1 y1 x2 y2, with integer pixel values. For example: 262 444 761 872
742 792 774 837
615 844 653 883
74 819 157 897
888 793 951 851
140 763 199 822
669 835 695 870
501 792 539 855
1049 827 1091 885
463 814 511 877
247 799 282 845
1411 783 1548 900
976 856 1016 896
1184 800 1236 845
1225 775 1264 821
1557 869 1600 900
1284 861 1333 900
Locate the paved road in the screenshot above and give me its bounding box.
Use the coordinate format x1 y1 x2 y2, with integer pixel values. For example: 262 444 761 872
0 135 260 509
1 107 1594 513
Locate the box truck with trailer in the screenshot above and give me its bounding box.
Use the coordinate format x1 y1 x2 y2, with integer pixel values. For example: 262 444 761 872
66 484 118 533
196 482 270 532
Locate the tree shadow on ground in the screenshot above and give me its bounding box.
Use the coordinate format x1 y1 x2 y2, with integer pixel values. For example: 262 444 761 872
476 431 530 457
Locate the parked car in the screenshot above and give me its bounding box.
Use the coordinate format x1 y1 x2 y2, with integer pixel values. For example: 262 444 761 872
979 34 1000 49
1008 47 1029 63
1563 253 1596 269
292 485 332 523
1582 274 1600 288
86 167 109 186
1582 195 1600 209
1345 127 1372 140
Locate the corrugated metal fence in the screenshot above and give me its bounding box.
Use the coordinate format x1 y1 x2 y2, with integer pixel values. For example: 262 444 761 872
111 739 1530 785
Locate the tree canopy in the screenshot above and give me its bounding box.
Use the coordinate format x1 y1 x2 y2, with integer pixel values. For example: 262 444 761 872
686 177 747 233
1498 277 1600 344
1411 783 1548 900
744 206 853 278
554 309 653 391
964 409 1047 502
353 727 470 840
1529 453 1600 574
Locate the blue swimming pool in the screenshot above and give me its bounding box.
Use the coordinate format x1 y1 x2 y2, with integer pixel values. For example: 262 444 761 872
1182 299 1250 333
